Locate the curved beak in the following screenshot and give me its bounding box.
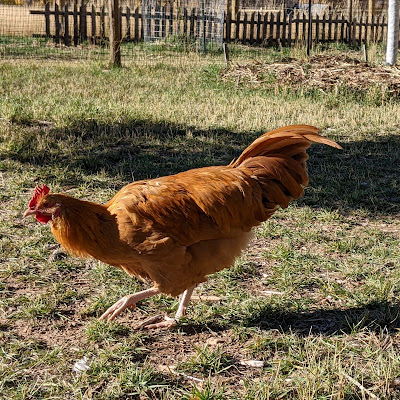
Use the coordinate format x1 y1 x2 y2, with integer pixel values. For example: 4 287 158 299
23 208 36 218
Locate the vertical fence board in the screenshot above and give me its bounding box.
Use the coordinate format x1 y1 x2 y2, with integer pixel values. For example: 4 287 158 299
44 2 50 37
249 12 255 44
294 13 299 42
119 6 122 41
54 3 60 44
63 4 69 45
321 13 326 42
275 11 280 46
225 10 231 41
190 7 195 37
301 13 306 41
269 13 275 45
281 10 286 46
256 12 262 45
168 5 173 36
80 5 87 42
242 12 247 44
134 7 140 41
162 6 166 38
262 12 268 45
73 3 78 45
315 14 319 43
91 5 96 43
340 14 345 42
126 6 131 40
363 14 368 45
327 13 332 41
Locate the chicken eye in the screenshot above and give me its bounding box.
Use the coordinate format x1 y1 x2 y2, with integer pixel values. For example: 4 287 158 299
42 202 49 208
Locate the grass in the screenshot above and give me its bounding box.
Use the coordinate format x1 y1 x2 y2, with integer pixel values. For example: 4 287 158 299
0 42 400 399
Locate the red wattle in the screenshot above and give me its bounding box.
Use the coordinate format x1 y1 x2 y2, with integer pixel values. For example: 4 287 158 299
36 214 52 224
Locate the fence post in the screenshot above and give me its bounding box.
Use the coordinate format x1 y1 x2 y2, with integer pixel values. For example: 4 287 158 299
45 2 50 38
386 0 399 65
108 0 121 67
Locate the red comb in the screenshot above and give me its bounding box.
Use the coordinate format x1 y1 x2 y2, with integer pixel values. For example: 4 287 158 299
28 184 50 208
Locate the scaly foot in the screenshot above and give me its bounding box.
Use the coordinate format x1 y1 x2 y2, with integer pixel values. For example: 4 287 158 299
139 315 177 330
99 287 160 322
99 294 137 321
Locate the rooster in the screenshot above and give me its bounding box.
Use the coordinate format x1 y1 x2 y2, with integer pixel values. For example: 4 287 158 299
24 125 341 329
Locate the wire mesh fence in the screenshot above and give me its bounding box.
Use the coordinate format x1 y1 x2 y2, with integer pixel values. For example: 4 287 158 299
142 0 226 50
0 0 393 61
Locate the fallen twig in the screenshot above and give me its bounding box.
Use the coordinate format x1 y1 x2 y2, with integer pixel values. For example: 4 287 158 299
341 372 380 400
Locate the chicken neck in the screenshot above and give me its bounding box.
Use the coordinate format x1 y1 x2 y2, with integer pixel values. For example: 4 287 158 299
50 196 129 263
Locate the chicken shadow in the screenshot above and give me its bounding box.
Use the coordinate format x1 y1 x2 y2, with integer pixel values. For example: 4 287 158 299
241 300 400 336
180 300 400 337
5 118 400 216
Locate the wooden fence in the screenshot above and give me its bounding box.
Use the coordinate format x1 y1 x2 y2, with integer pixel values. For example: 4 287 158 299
29 4 389 47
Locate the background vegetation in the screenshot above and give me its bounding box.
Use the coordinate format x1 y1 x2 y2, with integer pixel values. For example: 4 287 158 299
0 44 399 399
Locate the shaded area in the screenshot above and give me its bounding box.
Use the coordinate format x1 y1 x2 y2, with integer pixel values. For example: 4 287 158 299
178 301 400 337
243 300 400 336
2 118 400 215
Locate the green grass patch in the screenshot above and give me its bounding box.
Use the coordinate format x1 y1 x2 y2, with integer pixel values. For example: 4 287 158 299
1 44 400 398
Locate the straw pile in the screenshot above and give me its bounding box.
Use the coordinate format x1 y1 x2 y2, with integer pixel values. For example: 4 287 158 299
222 54 400 98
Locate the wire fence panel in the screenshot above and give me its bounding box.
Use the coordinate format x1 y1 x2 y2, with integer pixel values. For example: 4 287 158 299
142 0 226 50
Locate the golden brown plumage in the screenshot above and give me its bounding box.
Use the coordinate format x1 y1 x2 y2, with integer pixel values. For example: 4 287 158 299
24 125 341 328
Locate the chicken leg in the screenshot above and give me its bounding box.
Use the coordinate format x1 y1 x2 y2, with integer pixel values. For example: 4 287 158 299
141 285 196 329
99 285 196 329
99 287 160 321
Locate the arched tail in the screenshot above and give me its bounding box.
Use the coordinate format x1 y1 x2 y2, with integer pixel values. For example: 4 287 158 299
231 125 342 215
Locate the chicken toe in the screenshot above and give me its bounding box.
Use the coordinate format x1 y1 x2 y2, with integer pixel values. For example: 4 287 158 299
99 287 160 321
140 285 196 330
142 316 177 330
